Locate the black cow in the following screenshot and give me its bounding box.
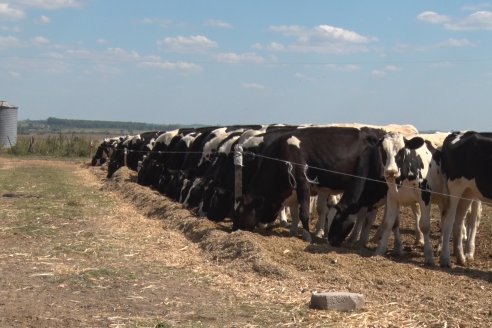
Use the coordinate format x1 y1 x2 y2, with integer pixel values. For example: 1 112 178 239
439 131 491 267
92 136 125 166
233 126 386 242
137 128 195 187
107 131 160 178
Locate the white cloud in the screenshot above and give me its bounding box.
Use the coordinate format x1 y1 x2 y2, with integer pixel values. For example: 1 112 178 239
294 73 316 82
105 47 140 61
429 61 453 68
137 59 202 73
12 0 82 10
417 11 451 24
9 71 21 78
315 25 371 43
31 36 50 45
326 64 360 71
35 15 51 24
418 10 492 30
0 25 21 32
462 3 491 11
159 35 217 52
453 10 492 30
242 82 265 90
140 17 172 28
371 69 386 76
268 24 374 54
0 3 25 20
438 38 475 47
96 38 106 45
215 52 265 64
206 19 232 29
371 65 399 76
267 42 285 51
0 35 24 48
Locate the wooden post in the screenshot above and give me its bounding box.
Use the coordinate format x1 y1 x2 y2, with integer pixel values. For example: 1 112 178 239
28 136 35 153
234 145 243 206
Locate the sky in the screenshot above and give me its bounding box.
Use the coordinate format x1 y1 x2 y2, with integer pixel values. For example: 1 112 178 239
1 1 492 131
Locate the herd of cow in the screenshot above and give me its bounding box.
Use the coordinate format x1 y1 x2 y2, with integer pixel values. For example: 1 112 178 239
91 123 491 268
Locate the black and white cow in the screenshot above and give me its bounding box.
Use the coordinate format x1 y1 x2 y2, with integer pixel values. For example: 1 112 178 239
329 131 481 266
107 131 160 178
440 131 490 267
91 136 124 166
181 125 265 212
183 125 296 221
372 132 449 265
234 126 387 242
137 128 195 187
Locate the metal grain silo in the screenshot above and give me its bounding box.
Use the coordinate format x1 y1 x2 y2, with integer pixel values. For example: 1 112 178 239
0 101 18 148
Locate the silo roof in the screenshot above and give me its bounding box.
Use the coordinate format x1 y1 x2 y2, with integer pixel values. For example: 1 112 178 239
0 101 18 109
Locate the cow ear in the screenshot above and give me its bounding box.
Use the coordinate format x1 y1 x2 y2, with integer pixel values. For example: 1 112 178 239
404 137 424 149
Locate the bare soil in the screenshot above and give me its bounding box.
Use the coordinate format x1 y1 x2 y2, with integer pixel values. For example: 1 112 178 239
0 157 491 327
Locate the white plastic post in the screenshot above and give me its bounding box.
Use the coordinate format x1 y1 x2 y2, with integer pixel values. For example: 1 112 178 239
234 145 244 202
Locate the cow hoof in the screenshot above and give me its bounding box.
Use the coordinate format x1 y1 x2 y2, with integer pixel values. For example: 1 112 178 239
457 256 467 267
315 229 324 239
373 247 387 257
424 258 435 266
465 253 475 261
439 258 452 268
279 219 289 228
302 230 312 243
290 227 299 237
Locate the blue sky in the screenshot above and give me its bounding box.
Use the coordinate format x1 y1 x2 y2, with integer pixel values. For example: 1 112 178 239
1 1 492 131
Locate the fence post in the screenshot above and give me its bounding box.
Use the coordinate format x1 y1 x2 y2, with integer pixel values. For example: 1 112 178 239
233 145 244 205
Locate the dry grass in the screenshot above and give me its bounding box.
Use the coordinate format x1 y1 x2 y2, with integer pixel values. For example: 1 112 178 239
0 156 490 327
100 166 492 327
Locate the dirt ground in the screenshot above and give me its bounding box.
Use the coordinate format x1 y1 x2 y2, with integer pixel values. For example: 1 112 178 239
0 157 491 327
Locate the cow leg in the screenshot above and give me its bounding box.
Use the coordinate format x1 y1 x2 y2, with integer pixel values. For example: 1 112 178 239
440 192 462 267
374 200 399 256
293 181 311 242
289 204 300 237
346 207 367 245
453 197 472 266
410 203 423 246
315 193 328 238
358 208 378 247
279 206 289 228
391 214 404 256
418 202 434 266
465 200 481 261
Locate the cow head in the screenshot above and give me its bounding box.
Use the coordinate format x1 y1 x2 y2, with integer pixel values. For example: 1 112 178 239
107 147 126 178
328 205 358 246
380 133 424 182
207 187 233 222
232 195 263 231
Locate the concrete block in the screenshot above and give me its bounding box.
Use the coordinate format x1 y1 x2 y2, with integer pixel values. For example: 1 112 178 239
310 292 365 311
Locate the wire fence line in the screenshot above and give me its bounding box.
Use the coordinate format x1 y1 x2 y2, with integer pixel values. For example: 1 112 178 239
118 147 488 206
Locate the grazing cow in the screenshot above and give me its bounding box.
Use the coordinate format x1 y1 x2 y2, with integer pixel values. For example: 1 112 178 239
107 131 160 178
181 125 265 212
91 136 123 166
137 128 195 187
440 131 491 267
233 126 387 242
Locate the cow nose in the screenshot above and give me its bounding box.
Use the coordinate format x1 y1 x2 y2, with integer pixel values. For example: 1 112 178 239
385 168 399 179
